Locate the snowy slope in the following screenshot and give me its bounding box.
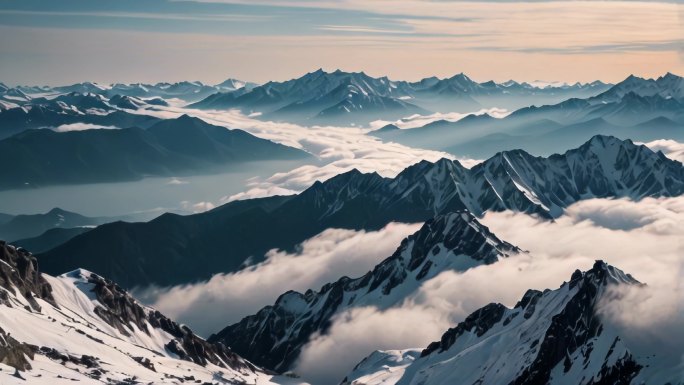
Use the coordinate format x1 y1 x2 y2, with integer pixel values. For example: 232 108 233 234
0 241 307 385
209 211 521 372
304 135 684 220
343 261 681 385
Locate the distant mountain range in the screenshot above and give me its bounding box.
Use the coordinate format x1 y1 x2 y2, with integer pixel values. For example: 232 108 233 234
377 72 684 158
190 69 611 125
343 261 672 385
0 207 116 242
36 135 684 288
0 78 257 138
0 241 299 384
0 114 310 190
22 78 257 102
0 92 163 139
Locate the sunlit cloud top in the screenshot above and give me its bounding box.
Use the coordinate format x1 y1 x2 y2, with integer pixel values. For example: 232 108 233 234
0 0 681 85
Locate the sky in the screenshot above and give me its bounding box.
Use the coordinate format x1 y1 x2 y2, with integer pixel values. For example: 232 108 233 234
0 0 682 85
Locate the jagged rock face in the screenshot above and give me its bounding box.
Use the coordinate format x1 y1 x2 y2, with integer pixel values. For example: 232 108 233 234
0 239 254 374
300 135 684 222
0 326 36 371
0 243 285 384
77 270 252 370
0 241 55 311
210 211 521 372
344 261 645 385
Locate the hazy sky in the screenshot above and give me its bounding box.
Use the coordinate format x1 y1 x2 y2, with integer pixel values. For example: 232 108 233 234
0 0 682 85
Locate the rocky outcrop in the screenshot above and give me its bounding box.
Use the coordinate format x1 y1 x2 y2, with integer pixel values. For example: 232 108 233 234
75 270 253 370
0 326 36 371
0 240 55 311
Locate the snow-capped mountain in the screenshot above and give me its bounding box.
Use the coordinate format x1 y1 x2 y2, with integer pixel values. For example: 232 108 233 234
53 81 109 95
190 70 611 124
108 94 169 110
593 72 684 103
298 134 684 219
191 69 424 124
209 211 521 372
343 261 680 385
509 90 684 127
0 241 306 384
8 78 256 103
0 92 163 139
38 135 684 288
215 78 258 92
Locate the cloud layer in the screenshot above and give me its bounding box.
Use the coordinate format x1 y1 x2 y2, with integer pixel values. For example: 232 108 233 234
137 222 422 336
54 123 119 132
293 196 684 384
643 138 684 163
129 104 475 206
368 107 510 130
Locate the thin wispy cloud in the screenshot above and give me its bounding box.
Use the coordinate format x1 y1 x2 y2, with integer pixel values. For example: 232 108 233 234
0 0 681 84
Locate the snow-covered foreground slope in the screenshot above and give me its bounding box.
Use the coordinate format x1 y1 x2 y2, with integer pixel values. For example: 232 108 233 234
0 242 307 385
343 261 683 385
210 211 521 373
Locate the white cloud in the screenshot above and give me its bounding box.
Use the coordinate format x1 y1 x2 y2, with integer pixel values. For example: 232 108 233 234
179 200 215 213
128 105 478 203
166 177 189 185
293 196 684 384
53 123 119 132
642 138 684 163
136 222 422 336
369 107 510 130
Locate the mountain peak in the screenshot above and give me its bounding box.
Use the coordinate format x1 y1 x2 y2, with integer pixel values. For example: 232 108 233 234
412 210 521 264
212 209 522 371
659 71 681 81
449 72 473 82
46 207 72 216
351 260 647 385
585 134 627 148
571 260 640 288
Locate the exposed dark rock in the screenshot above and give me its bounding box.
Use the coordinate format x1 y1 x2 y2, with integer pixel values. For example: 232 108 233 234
421 303 506 357
0 327 37 371
73 270 253 371
0 241 55 311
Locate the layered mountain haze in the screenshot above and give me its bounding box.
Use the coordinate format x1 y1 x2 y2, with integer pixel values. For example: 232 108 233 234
0 114 310 189
0 207 135 242
377 73 684 158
